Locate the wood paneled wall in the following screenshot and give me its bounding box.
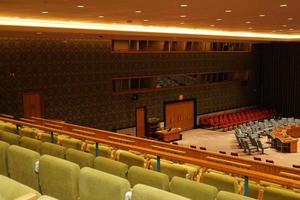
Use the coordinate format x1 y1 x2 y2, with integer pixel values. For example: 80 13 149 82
0 37 256 130
255 43 300 118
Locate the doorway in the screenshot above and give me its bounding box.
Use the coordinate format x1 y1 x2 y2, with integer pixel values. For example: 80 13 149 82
136 107 146 138
23 92 42 118
164 99 196 131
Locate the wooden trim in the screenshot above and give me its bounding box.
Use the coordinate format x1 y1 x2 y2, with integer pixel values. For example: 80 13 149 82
135 106 147 138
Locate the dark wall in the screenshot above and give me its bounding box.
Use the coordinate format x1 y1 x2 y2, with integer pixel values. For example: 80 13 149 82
0 37 256 130
256 43 300 118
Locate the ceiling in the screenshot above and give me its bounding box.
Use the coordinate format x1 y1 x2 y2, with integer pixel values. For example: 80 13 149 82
0 0 299 40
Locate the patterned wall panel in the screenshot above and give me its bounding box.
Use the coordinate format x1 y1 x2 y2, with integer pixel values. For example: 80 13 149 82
0 37 256 130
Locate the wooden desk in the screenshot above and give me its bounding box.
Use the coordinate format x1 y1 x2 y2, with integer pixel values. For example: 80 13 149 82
154 128 181 142
273 127 299 153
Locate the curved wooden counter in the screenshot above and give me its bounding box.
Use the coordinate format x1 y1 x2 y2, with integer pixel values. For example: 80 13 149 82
273 125 300 153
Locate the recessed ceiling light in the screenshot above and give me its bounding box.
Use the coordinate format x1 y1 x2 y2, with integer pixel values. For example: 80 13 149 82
180 4 188 7
180 15 187 18
180 22 185 25
225 10 232 13
289 28 294 31
36 32 42 34
77 5 84 8
216 18 222 21
280 4 287 7
210 24 215 27
272 30 277 32
248 27 253 30
98 15 104 18
245 21 251 24
288 18 294 21
259 14 266 17
282 25 287 27
143 19 149 22
135 10 142 13
41 11 48 14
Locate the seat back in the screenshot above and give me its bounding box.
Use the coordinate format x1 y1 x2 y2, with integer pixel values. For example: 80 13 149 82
170 176 218 200
20 137 42 153
150 159 188 180
216 191 255 200
19 127 37 138
7 145 40 191
61 138 82 150
128 166 169 191
66 148 94 168
131 184 190 200
3 123 17 134
87 143 112 158
0 141 9 176
41 142 65 159
0 175 41 199
117 150 144 168
93 157 128 178
201 172 239 193
39 155 80 200
79 167 130 200
0 130 20 145
40 133 57 144
263 186 300 200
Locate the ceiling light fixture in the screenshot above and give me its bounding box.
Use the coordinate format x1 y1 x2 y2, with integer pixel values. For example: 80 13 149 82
259 14 266 17
143 19 149 22
210 24 215 27
41 11 48 14
180 15 187 18
180 4 188 7
98 16 104 18
216 18 223 21
288 18 294 20
77 5 85 8
135 10 142 13
245 21 251 24
1 17 300 40
280 4 287 7
282 25 287 27
289 28 294 31
180 22 185 25
225 10 232 13
248 27 253 30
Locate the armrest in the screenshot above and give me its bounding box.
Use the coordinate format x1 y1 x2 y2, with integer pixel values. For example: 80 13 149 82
15 193 38 200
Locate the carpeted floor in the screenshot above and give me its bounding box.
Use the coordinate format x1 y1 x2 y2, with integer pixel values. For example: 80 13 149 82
177 128 300 168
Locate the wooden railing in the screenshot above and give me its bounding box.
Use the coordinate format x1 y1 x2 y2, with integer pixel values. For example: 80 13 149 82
0 116 300 189
29 116 300 177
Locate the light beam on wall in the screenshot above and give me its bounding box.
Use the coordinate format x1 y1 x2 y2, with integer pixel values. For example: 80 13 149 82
0 17 299 40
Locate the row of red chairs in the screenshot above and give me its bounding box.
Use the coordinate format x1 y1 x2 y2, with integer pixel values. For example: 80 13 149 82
199 108 276 129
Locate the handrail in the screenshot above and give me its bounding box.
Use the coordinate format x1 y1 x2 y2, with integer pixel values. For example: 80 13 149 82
29 116 300 178
1 116 300 188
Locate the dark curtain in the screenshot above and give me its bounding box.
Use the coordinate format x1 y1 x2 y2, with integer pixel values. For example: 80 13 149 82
255 42 300 118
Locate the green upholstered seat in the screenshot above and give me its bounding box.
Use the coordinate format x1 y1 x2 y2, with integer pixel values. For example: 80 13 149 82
0 130 20 145
7 145 40 191
40 133 57 143
3 123 17 134
170 176 218 200
19 127 37 138
116 150 145 168
0 175 41 199
94 156 128 178
66 148 95 168
150 159 188 180
263 186 300 200
216 191 255 200
248 181 261 199
19 136 42 153
131 184 191 200
201 172 239 193
89 144 112 158
41 142 65 159
39 155 80 200
128 166 170 191
174 163 200 180
0 141 9 176
79 167 131 200
61 138 83 150
38 195 59 200
259 180 282 188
